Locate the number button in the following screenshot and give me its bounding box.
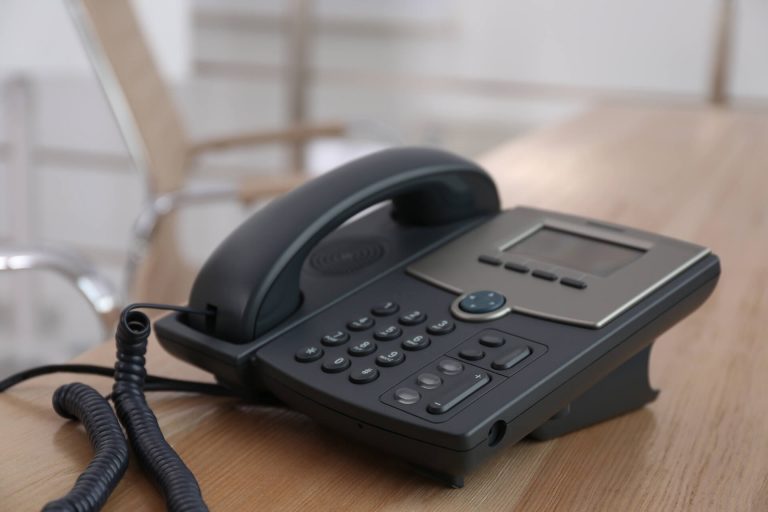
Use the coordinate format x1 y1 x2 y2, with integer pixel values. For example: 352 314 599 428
322 356 351 373
401 334 430 351
371 301 399 316
376 350 405 367
347 316 375 331
374 325 402 341
399 310 426 326
321 330 349 346
427 319 455 335
295 346 323 363
348 340 377 356
349 367 379 384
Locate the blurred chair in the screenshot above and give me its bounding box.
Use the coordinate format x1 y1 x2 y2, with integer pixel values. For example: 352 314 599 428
0 245 119 336
66 0 345 304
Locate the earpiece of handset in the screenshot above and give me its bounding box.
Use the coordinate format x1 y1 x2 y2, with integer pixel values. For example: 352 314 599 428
188 146 500 343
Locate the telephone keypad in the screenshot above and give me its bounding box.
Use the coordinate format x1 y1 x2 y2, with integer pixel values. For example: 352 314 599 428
350 367 379 384
399 310 426 326
426 319 455 335
376 350 405 367
322 356 351 373
348 340 377 356
373 325 403 341
295 346 324 362
321 330 350 346
348 316 375 331
371 301 399 316
402 334 430 351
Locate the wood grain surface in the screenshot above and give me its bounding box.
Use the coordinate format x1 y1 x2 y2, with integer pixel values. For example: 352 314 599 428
3 105 767 511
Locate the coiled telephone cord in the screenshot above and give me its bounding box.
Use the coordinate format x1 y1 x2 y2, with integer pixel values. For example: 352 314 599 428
0 303 239 512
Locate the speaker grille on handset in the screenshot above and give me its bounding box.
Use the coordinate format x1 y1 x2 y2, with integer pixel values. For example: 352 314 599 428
309 237 386 275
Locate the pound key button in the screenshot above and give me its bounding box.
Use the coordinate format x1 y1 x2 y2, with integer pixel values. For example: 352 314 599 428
322 356 351 373
295 346 323 363
427 319 455 335
402 334 430 351
347 316 375 331
321 330 349 346
349 367 379 384
376 350 405 367
374 325 402 341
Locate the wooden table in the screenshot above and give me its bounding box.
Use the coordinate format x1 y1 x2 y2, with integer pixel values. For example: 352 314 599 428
3 106 767 511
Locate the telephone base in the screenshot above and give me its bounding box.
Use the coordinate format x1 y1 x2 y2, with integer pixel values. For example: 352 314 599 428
527 343 658 441
410 464 465 488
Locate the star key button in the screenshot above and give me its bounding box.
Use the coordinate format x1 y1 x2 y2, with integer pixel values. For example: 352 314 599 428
295 346 323 363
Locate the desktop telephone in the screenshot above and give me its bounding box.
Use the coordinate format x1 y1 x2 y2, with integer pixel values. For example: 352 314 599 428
155 146 720 487
3 146 720 510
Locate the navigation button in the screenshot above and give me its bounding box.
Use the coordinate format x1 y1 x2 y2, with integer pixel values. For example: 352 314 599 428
458 291 506 314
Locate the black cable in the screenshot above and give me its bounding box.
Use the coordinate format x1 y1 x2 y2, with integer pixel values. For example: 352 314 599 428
112 309 209 511
0 363 236 395
42 383 129 512
1 303 232 511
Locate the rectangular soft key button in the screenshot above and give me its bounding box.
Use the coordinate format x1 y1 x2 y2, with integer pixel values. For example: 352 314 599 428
427 371 490 415
491 346 531 371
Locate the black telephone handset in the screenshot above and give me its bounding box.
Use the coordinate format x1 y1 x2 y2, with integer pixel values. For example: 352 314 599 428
157 146 720 487
188 147 499 343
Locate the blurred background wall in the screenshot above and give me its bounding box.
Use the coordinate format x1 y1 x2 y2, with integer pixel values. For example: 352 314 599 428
0 0 766 376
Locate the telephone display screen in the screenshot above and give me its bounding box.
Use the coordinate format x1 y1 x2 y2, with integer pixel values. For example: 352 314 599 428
504 227 645 277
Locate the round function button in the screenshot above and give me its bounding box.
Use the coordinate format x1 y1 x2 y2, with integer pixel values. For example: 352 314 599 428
321 330 349 346
295 346 323 363
394 387 421 405
416 372 442 390
402 334 430 351
479 334 506 347
347 316 375 331
458 291 507 314
349 367 379 384
371 301 399 316
399 310 426 326
427 319 455 336
459 348 485 361
348 340 377 356
322 356 351 373
437 358 463 375
374 325 403 341
376 350 405 367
